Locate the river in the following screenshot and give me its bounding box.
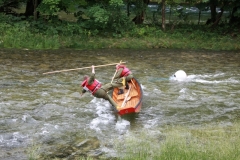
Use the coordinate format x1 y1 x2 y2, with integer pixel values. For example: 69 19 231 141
0 49 239 159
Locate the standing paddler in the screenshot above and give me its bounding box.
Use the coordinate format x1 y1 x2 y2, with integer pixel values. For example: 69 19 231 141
112 63 134 95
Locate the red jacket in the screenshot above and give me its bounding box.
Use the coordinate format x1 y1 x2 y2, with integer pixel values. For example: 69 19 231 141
81 78 101 95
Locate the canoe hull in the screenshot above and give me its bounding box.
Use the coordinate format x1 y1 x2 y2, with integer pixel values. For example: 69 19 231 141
112 78 143 116
117 101 142 116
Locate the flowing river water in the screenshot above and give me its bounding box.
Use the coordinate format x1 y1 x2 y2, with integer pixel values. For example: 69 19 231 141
0 49 239 159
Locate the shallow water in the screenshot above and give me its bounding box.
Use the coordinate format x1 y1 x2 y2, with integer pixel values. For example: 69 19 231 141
0 49 239 159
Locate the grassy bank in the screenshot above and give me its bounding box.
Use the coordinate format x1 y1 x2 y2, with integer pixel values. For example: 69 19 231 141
27 121 240 160
1 29 239 51
0 14 239 51
113 121 240 160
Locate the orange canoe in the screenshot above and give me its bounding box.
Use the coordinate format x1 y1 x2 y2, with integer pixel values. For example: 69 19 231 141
112 78 143 116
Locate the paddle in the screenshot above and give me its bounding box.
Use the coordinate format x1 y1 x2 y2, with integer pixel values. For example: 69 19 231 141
121 86 131 108
43 62 126 75
125 96 131 102
130 79 136 89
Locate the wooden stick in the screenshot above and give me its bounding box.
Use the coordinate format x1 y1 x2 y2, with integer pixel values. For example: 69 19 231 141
43 62 126 75
131 79 137 89
111 70 118 84
121 86 131 108
111 60 122 83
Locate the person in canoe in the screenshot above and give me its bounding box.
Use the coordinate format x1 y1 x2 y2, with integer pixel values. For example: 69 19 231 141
80 65 123 108
112 63 134 95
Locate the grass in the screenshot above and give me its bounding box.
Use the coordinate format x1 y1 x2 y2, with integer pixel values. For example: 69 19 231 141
1 19 239 51
1 33 239 51
114 122 240 160
26 122 240 160
0 8 239 51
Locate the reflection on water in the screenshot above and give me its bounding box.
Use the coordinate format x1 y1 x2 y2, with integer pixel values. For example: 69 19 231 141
0 49 239 159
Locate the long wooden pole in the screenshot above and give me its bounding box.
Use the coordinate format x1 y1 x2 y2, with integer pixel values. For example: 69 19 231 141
110 60 122 83
43 62 126 75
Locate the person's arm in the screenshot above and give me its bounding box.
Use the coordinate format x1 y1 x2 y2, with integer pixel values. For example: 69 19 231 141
113 68 123 79
88 65 95 84
92 65 95 74
80 89 87 96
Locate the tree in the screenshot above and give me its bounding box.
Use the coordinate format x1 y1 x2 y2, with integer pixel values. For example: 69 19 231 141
209 0 218 23
162 0 166 30
229 0 240 26
25 0 42 19
132 0 150 24
25 0 87 20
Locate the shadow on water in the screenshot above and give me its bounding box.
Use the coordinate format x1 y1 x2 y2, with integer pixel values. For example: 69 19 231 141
0 48 239 159
119 113 140 123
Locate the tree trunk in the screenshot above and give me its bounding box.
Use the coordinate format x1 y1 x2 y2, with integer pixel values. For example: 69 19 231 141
161 0 165 31
33 0 38 20
132 0 149 24
198 11 201 25
229 6 240 26
206 0 217 25
25 0 42 18
210 4 216 22
127 0 130 17
211 8 223 28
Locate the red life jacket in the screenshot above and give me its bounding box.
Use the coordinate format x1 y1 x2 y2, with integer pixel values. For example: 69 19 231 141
81 78 101 95
117 65 131 77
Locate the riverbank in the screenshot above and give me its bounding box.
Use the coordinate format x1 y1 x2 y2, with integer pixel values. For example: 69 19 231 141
1 34 240 51
0 16 239 51
112 121 240 160
28 121 240 160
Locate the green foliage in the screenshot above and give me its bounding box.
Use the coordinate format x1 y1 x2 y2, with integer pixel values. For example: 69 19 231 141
130 25 164 37
0 13 23 24
61 0 87 13
38 0 61 15
37 0 87 16
0 23 60 49
107 0 134 34
0 0 4 6
85 5 110 29
0 13 85 49
109 0 124 6
0 10 239 50
77 0 133 35
28 17 84 36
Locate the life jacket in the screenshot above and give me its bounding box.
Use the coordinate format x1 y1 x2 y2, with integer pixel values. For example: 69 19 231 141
117 65 131 77
81 78 101 95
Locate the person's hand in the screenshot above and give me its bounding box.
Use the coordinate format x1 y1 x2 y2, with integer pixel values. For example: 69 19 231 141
92 65 95 74
80 93 83 97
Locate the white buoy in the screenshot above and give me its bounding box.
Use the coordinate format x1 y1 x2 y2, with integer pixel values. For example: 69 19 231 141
173 70 187 81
